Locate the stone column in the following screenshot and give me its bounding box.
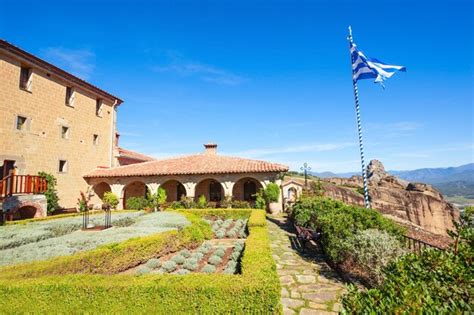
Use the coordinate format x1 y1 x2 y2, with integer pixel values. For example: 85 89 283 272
111 183 125 210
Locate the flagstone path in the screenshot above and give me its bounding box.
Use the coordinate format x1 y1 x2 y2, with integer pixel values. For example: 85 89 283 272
268 216 346 314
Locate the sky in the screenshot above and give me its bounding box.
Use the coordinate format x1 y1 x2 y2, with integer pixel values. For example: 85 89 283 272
1 0 472 172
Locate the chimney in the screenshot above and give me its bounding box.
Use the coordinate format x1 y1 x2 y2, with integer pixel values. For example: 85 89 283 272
204 143 218 155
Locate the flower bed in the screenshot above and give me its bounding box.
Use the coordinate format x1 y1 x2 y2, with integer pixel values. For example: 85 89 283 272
0 211 189 266
0 209 281 313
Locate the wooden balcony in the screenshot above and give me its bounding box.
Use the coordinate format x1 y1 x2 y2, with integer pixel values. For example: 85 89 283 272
0 174 48 199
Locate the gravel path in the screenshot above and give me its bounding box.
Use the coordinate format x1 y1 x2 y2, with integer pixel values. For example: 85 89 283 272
268 216 346 314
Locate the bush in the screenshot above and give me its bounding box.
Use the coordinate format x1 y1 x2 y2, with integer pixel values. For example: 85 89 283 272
342 206 474 313
145 258 161 269
179 249 191 258
183 258 199 271
341 229 405 286
214 248 226 258
161 260 177 272
171 254 185 265
201 264 216 273
102 192 119 210
135 266 151 276
231 200 250 209
38 172 59 214
291 197 404 263
254 190 266 209
197 195 207 209
126 197 150 210
264 183 280 203
208 255 222 266
146 188 167 211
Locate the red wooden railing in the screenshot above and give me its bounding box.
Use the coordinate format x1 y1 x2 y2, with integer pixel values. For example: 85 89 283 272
0 175 48 198
402 235 445 253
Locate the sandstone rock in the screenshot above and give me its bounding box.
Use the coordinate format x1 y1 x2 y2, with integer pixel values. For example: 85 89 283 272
320 160 459 236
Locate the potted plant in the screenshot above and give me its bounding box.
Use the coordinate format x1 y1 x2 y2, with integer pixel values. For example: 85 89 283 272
264 183 281 214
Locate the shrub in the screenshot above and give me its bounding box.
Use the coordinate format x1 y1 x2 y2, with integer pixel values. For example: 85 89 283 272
135 266 151 276
201 264 216 273
176 269 190 275
169 201 184 209
254 190 266 209
180 196 196 209
220 196 232 208
214 248 226 258
231 200 250 209
38 172 59 214
215 230 225 239
113 217 135 227
226 229 237 238
341 229 405 286
126 197 150 210
197 195 207 209
162 260 177 272
145 258 161 269
208 255 222 266
171 254 185 264
183 258 199 271
146 188 167 211
264 183 280 203
102 192 119 210
192 252 204 261
179 249 191 258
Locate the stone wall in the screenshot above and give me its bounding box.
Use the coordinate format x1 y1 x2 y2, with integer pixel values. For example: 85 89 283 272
2 194 47 220
0 52 117 209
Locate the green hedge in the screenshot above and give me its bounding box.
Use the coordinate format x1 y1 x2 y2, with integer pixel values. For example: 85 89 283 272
174 208 253 220
0 209 281 314
5 210 141 225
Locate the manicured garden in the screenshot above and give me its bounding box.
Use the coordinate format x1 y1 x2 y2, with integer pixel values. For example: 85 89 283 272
0 209 281 313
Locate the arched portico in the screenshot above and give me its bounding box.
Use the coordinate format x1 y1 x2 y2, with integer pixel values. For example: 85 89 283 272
232 177 263 202
161 179 187 202
91 182 111 206
195 178 224 202
123 181 147 209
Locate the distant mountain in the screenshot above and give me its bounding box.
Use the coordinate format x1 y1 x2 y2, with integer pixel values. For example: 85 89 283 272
313 163 474 199
390 163 474 184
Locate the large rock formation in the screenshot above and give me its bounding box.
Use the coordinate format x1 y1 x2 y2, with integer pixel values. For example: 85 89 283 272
322 160 459 236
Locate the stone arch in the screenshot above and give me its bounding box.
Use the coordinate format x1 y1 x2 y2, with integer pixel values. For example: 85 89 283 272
161 179 187 202
232 177 263 202
122 180 147 209
7 200 46 221
195 178 224 202
91 182 112 206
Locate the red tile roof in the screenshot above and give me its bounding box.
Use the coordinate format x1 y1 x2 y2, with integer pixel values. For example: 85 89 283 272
85 153 289 178
118 147 155 162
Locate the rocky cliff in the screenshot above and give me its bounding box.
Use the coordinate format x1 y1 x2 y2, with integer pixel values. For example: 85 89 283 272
322 160 459 236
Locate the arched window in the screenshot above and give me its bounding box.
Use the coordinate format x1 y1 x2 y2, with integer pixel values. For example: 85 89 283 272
177 183 186 201
243 181 257 201
209 181 222 201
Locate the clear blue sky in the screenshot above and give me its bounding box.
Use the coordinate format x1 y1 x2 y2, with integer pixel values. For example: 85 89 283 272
1 0 472 172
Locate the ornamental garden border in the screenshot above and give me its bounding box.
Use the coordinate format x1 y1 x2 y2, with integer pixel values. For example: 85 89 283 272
0 209 281 314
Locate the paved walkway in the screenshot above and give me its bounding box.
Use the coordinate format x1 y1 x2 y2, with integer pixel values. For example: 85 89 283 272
268 216 346 314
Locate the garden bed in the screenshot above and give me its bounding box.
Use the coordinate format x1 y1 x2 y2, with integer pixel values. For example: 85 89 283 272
0 209 281 313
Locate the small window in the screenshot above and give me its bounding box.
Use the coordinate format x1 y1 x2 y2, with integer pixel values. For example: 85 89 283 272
96 99 103 117
16 116 27 131
58 160 68 173
19 67 32 91
65 87 75 106
61 126 69 139
93 134 99 145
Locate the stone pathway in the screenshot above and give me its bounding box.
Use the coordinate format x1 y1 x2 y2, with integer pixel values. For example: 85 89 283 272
268 216 346 314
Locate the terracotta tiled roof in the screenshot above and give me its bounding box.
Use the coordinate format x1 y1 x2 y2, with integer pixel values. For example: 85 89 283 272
85 154 289 178
118 147 155 162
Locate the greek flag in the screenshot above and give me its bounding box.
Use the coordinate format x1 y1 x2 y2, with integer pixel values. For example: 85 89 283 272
350 41 406 86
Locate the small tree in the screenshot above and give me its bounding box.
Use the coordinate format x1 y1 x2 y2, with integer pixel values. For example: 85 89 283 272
38 172 59 214
264 183 280 204
197 195 207 209
77 191 91 212
254 190 266 210
102 191 119 210
147 187 167 211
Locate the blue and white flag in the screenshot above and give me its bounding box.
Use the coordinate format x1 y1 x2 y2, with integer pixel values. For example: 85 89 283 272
350 41 406 86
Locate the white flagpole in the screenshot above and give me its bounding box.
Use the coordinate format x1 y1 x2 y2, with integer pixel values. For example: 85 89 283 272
348 26 371 209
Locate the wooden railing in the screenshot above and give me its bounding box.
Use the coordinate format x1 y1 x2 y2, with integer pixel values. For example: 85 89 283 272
402 235 444 253
0 175 48 198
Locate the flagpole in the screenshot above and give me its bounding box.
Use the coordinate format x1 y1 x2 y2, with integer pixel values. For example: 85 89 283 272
348 26 371 209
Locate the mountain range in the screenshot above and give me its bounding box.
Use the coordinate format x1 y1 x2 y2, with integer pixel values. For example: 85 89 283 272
311 163 474 198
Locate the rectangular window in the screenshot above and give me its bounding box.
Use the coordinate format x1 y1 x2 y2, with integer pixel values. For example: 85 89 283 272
93 134 99 145
16 116 27 131
65 87 75 106
61 126 69 139
96 99 103 117
58 160 68 173
19 67 32 91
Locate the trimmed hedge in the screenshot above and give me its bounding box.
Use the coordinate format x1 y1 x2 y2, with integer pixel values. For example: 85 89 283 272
173 208 253 220
0 209 281 314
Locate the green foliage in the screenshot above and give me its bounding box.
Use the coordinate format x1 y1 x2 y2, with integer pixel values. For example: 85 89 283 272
201 264 216 273
0 210 280 314
342 206 473 313
197 195 207 209
220 196 232 208
264 182 280 203
161 260 177 272
254 190 266 209
231 200 251 209
126 197 150 210
38 172 59 214
341 229 406 286
102 192 119 210
135 266 151 276
208 255 222 266
146 188 167 211
291 197 405 263
145 258 161 269
171 254 185 264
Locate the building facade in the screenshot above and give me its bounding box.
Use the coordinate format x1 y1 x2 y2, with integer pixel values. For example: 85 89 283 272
0 40 123 209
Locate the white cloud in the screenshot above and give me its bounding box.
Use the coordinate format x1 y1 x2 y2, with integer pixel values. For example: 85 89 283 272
152 52 246 86
42 47 95 80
